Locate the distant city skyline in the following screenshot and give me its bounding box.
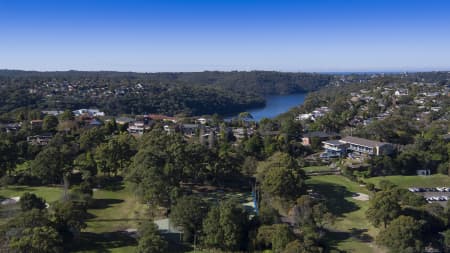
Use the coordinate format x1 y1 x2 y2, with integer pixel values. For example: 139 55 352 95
1 0 450 72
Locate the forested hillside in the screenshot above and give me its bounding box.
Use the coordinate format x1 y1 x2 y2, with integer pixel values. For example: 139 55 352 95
0 70 332 117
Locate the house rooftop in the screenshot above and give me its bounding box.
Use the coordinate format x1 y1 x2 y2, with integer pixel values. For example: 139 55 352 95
302 131 339 138
322 139 344 145
340 136 387 148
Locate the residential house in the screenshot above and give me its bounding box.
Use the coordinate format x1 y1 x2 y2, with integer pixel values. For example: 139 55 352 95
196 118 209 125
88 119 103 128
301 131 339 146
148 114 177 123
42 110 63 116
394 89 408 96
73 109 105 117
128 121 151 135
232 127 254 139
27 134 52 146
0 123 20 133
115 117 135 125
30 120 43 130
181 124 200 137
296 113 313 121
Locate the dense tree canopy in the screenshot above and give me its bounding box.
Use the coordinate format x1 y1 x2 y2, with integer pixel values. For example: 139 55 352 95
136 221 168 253
169 195 208 242
202 201 249 251
377 215 424 253
366 191 401 228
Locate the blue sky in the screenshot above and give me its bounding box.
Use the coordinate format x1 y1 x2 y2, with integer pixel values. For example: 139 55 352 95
0 0 449 72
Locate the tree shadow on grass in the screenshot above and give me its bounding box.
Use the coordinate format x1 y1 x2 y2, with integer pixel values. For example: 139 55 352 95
102 183 125 192
308 182 359 216
349 228 373 242
95 176 125 192
162 232 194 253
324 230 352 252
90 198 124 209
71 231 137 253
325 228 374 252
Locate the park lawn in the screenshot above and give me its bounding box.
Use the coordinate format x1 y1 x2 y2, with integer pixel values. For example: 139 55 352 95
71 182 149 252
85 183 149 233
307 175 382 253
365 174 450 188
0 185 64 202
302 165 329 173
0 185 64 226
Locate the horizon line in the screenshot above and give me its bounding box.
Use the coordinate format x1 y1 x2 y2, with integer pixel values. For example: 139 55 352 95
1 68 450 75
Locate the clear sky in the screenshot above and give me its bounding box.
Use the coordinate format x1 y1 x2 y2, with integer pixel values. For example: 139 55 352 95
1 0 449 72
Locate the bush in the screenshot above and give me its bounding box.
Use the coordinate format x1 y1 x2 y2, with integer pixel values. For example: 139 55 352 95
366 183 375 192
20 192 46 211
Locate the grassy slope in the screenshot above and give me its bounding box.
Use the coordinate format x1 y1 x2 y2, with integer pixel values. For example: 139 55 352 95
86 184 149 233
307 175 383 253
365 174 450 188
302 165 329 173
73 182 149 252
0 183 146 252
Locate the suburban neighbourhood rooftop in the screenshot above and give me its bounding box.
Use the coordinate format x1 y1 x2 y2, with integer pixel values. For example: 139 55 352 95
340 136 388 148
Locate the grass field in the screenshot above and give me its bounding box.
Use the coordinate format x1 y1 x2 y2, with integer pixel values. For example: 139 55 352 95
0 185 64 202
307 175 384 253
365 174 450 188
0 182 146 252
0 185 64 226
85 183 149 233
72 180 150 252
302 165 329 173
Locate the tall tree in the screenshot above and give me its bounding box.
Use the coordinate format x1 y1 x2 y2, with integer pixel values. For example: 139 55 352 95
202 201 249 251
43 114 59 132
136 221 168 253
32 147 64 184
366 191 401 228
261 156 305 200
377 215 424 253
51 200 87 242
169 196 208 242
9 226 63 253
0 138 18 176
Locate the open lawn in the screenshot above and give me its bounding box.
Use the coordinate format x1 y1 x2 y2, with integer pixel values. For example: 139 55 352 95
365 174 450 188
302 165 329 173
0 185 64 226
85 183 149 233
307 175 384 253
0 185 64 202
72 181 149 252
0 182 147 252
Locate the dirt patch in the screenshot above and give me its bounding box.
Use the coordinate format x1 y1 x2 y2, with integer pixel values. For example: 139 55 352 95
352 193 369 201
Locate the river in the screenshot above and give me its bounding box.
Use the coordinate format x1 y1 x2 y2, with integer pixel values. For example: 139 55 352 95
226 93 307 121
